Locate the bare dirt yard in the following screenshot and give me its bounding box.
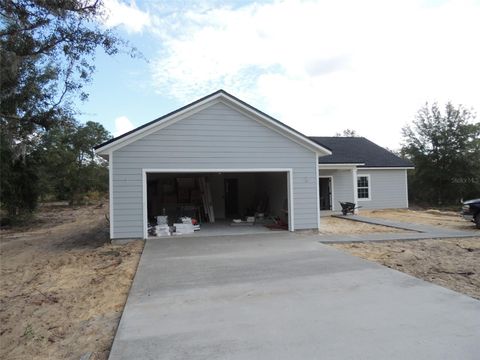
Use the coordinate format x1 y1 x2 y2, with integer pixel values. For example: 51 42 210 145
361 208 480 233
319 216 407 235
332 237 480 300
330 209 480 300
0 203 144 360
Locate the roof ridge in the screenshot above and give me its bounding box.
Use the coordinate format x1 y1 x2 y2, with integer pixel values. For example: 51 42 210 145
95 90 331 156
311 136 414 167
309 136 365 139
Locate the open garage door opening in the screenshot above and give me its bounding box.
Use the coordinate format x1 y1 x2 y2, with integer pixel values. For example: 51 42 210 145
144 170 291 237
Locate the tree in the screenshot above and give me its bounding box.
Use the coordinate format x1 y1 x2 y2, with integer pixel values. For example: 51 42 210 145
401 102 480 205
0 1 132 217
35 121 112 205
335 129 358 137
0 131 39 217
1 0 128 136
1 120 111 214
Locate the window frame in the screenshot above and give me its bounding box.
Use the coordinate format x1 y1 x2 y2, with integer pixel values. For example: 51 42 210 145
357 174 371 201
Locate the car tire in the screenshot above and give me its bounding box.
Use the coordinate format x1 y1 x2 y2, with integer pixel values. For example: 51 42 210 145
475 213 480 229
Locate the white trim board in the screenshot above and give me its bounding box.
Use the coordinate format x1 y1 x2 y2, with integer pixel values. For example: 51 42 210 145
404 169 409 208
218 98 331 155
319 163 364 170
108 151 114 239
359 167 414 170
315 154 321 230
143 168 293 173
319 166 414 170
96 91 331 156
96 100 220 154
352 168 359 213
141 168 295 239
356 173 371 201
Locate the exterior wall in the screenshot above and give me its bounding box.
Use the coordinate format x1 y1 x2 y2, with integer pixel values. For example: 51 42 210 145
357 169 408 209
318 169 355 211
111 101 319 239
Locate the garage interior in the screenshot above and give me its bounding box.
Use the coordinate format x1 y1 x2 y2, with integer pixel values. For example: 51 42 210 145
146 171 290 237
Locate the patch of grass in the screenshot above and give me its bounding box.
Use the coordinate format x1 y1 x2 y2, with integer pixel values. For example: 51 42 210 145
23 324 34 340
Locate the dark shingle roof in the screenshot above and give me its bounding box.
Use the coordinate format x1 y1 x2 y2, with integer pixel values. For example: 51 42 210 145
310 137 414 168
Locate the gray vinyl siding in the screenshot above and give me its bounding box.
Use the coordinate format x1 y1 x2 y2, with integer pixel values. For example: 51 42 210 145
357 169 408 209
111 101 319 239
319 168 408 211
318 170 355 211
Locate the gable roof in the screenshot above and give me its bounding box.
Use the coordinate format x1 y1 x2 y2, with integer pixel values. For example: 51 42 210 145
95 90 332 156
310 137 414 168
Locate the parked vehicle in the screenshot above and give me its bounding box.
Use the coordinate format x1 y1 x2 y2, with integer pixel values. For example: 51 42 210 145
461 199 480 229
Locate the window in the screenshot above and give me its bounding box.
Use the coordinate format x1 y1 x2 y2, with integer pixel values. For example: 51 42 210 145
357 175 370 200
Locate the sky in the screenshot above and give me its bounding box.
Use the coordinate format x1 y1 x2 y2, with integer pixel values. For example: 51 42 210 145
77 0 480 149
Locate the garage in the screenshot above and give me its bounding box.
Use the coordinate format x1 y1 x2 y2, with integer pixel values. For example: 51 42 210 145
95 90 331 240
144 170 292 237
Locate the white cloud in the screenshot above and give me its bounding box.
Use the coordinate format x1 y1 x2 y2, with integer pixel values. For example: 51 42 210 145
103 0 151 33
149 0 480 148
114 116 134 136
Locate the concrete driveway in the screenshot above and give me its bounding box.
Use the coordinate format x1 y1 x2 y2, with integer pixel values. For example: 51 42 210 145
109 233 480 359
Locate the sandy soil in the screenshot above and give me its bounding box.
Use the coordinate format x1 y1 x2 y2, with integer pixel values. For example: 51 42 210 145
0 203 144 360
319 216 406 235
332 237 480 300
361 208 480 233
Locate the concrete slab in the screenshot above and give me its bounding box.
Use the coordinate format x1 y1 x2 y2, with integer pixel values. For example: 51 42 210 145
317 231 479 243
150 220 279 239
333 214 473 235
322 215 480 242
109 233 480 360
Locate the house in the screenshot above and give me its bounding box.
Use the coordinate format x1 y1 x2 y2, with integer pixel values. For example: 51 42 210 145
95 90 413 240
312 137 414 212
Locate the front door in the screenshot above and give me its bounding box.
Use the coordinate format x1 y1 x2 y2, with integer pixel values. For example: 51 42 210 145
224 178 239 218
319 177 332 210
